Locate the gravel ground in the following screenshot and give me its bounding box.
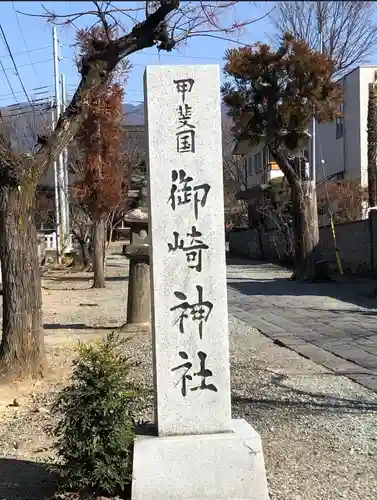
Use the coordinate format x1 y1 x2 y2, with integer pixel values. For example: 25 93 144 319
0 246 376 499
123 316 377 500
230 317 377 500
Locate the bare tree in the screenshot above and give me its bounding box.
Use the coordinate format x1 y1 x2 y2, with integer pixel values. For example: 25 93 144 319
222 118 248 225
0 1 263 378
74 29 126 289
70 204 92 269
105 130 143 249
272 1 377 77
68 145 93 269
222 119 247 191
317 180 368 223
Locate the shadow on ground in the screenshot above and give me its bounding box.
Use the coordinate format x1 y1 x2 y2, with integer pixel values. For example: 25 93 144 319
232 387 377 414
47 276 128 283
231 365 377 415
0 459 57 500
305 306 377 318
227 256 377 311
106 262 127 268
226 255 272 267
44 323 120 331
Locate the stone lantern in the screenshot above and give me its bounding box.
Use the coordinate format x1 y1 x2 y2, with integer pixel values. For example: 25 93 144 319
123 185 151 329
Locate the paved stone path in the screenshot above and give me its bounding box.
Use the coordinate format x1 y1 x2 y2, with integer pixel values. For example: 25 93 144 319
227 258 377 392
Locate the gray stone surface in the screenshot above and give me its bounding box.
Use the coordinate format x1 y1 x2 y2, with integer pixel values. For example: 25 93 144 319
132 418 270 500
144 65 231 436
126 259 151 325
227 259 377 392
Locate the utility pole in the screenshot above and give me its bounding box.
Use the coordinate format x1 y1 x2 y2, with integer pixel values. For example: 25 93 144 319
311 12 324 186
60 73 71 250
311 12 324 189
53 25 67 253
51 99 61 263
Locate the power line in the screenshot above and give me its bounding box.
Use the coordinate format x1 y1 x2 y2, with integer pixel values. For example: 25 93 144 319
0 59 19 105
9 96 54 109
127 62 215 70
1 58 52 72
0 92 53 103
0 45 52 59
137 50 224 61
122 59 224 71
12 1 41 83
0 24 39 118
67 84 142 94
0 43 70 60
0 27 50 141
6 107 52 118
0 85 53 99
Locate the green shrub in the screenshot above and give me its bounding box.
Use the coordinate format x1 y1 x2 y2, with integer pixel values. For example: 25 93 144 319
51 332 138 496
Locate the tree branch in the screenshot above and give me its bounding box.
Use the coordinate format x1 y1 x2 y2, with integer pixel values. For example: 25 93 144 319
272 1 377 77
31 0 179 182
270 148 301 191
7 0 262 191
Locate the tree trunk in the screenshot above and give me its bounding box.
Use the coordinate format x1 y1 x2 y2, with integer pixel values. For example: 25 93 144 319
92 218 106 288
72 237 91 270
291 181 322 281
0 187 43 379
256 222 265 259
271 149 323 281
104 213 115 271
82 240 91 268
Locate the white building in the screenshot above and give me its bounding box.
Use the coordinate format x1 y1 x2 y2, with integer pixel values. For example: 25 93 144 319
316 65 377 187
234 65 377 192
233 141 308 190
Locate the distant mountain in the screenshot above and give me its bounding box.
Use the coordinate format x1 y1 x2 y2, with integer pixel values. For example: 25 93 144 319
1 100 230 136
0 98 232 191
123 103 144 125
122 101 230 126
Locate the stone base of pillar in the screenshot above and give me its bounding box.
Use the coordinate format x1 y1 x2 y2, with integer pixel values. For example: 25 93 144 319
131 419 270 500
120 323 150 334
125 244 151 326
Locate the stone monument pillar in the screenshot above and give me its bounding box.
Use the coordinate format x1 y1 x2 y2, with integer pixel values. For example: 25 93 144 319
131 65 269 500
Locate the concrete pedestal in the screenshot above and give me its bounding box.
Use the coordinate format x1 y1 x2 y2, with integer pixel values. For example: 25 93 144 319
131 419 270 500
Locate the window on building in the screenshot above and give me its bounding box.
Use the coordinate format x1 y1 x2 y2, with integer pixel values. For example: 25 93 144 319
248 155 253 175
336 102 344 139
254 152 262 172
262 146 270 166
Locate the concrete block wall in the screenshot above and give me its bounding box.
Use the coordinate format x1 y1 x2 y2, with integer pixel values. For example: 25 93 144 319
229 216 374 275
229 229 262 259
261 230 293 263
319 220 371 274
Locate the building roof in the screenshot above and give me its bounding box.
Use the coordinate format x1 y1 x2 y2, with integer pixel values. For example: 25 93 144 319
338 64 377 81
233 138 256 155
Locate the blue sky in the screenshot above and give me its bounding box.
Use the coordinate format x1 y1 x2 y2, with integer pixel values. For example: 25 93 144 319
0 1 275 108
3 1 377 110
